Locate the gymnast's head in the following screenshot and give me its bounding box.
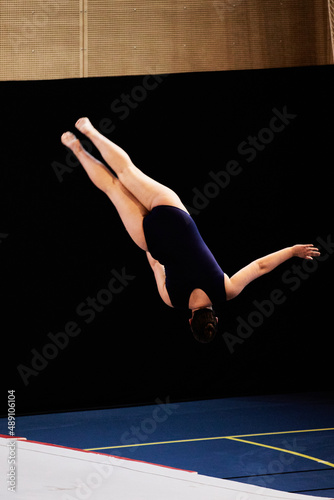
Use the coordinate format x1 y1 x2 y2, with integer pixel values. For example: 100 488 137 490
189 307 218 343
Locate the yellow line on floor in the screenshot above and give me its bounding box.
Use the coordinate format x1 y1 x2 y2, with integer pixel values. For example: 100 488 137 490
85 427 334 451
226 436 334 468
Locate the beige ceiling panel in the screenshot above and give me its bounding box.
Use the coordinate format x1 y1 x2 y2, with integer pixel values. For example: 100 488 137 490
86 0 332 77
0 0 332 81
0 1 81 81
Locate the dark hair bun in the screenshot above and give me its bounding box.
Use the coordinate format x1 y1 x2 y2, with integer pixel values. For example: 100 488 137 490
191 309 218 343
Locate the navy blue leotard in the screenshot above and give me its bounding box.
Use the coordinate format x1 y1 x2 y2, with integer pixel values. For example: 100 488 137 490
143 205 226 310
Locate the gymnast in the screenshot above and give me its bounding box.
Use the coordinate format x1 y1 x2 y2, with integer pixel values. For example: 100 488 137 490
61 118 320 343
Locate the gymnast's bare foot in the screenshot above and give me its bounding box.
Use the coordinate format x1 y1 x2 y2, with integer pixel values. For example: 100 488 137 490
61 132 83 155
75 117 95 136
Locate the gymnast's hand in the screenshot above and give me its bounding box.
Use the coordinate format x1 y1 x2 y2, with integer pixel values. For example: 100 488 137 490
292 244 320 260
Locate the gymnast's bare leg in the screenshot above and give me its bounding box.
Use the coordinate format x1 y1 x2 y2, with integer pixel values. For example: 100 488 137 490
61 131 149 251
74 117 189 214
61 124 180 306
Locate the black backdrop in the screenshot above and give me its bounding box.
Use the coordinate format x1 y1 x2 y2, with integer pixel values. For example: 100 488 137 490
1 65 333 416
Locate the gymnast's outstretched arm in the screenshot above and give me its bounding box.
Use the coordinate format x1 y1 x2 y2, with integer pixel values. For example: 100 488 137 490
224 244 320 301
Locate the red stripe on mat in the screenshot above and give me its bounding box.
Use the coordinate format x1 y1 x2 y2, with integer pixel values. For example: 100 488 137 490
0 434 196 473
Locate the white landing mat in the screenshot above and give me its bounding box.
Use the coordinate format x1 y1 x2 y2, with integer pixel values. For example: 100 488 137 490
0 436 330 499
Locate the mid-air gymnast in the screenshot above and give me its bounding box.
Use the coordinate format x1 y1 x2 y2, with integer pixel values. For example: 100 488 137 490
61 118 319 343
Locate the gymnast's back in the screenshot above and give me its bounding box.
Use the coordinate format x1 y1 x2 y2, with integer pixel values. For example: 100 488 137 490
143 205 226 310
